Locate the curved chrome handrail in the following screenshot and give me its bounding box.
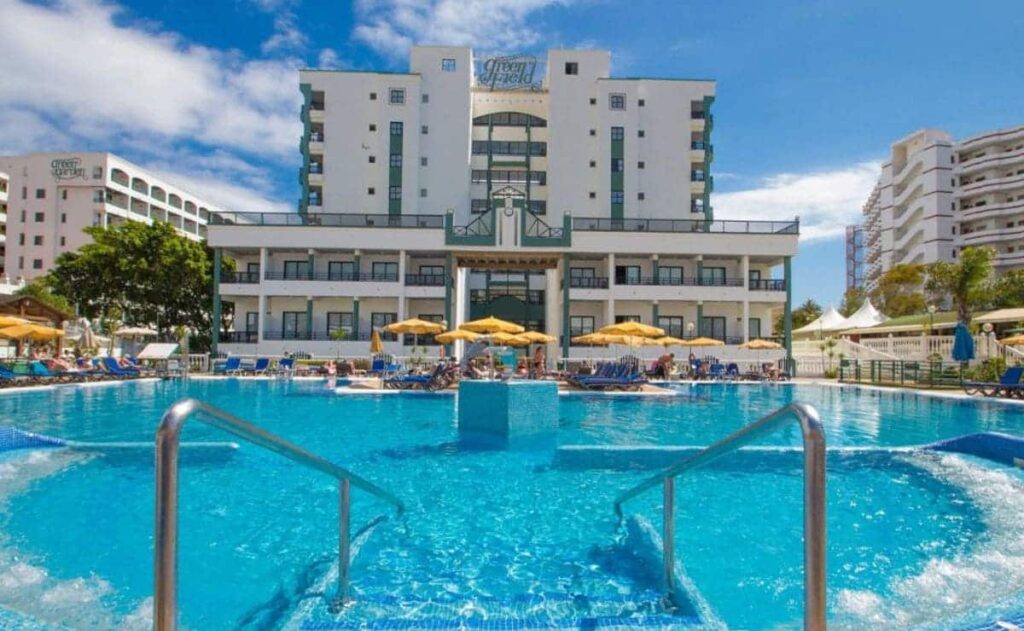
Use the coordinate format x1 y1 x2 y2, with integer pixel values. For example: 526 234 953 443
154 398 404 630
613 402 826 631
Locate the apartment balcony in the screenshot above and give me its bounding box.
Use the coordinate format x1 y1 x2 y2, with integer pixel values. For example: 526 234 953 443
960 173 1024 197
260 270 403 298
606 276 786 302
572 217 799 235
960 199 1024 222
958 125 1024 153
223 331 258 344
954 148 1024 176
959 223 1024 248
308 108 325 124
690 180 705 195
689 117 706 133
308 171 324 186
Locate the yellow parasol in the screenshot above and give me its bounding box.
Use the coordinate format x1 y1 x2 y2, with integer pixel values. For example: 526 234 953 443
0 316 29 328
0 324 64 342
598 321 665 337
683 336 725 348
519 331 557 344
999 334 1024 347
460 316 525 334
739 339 783 350
369 329 384 354
571 333 609 346
489 332 530 346
385 317 446 349
653 336 688 347
435 329 481 344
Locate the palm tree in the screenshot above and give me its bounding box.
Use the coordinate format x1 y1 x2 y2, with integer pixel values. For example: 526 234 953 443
925 247 995 324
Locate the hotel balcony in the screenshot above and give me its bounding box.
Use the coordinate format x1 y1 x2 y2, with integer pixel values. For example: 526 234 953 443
308 106 325 124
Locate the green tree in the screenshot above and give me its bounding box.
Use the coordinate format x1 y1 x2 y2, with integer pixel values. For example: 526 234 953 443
870 263 926 317
839 286 867 317
47 221 233 350
14 277 73 316
924 246 994 324
982 269 1024 310
776 298 822 333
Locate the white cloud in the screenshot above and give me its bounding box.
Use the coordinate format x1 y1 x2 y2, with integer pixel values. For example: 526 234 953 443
145 151 293 215
261 13 307 54
0 0 302 159
352 0 573 60
714 161 882 241
317 48 345 69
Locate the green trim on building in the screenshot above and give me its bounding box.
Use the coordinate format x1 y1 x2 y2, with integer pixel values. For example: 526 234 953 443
211 247 221 355
784 256 793 367
702 94 715 222
444 252 454 354
306 298 314 338
298 83 312 215
611 135 624 220
562 254 571 360
652 302 659 327
445 211 496 246
388 122 403 215
352 298 360 339
696 303 704 337
307 251 315 280
520 209 571 247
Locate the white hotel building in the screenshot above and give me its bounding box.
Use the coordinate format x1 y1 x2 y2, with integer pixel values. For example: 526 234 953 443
860 123 1024 291
0 152 215 279
209 47 799 360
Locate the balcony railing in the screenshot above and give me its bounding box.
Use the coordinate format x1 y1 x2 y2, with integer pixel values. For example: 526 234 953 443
572 217 799 235
223 331 258 343
569 277 610 289
691 141 707 150
691 172 706 182
264 272 400 282
749 279 787 291
470 289 545 304
615 276 745 287
222 271 260 284
210 212 445 229
404 274 447 287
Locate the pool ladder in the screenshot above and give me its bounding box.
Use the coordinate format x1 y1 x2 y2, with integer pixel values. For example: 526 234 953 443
614 402 827 631
152 398 405 631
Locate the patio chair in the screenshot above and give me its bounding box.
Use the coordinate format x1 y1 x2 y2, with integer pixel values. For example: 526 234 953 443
708 363 725 380
964 366 1023 398
213 357 242 374
251 357 271 375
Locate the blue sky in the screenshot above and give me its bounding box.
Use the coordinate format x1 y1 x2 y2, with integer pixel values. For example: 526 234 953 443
2 0 1022 306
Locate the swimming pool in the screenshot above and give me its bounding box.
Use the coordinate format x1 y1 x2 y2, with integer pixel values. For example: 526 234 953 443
0 380 1022 629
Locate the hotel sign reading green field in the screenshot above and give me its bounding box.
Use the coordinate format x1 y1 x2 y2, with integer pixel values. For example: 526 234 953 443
50 157 86 180
479 55 540 91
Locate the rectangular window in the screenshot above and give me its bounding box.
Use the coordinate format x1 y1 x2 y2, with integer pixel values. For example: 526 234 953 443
32 259 43 270
327 312 354 337
638 98 645 107
281 311 306 339
368 156 376 163
441 58 456 72
638 130 645 137
471 199 490 214
748 269 762 288
420 188 427 198
589 97 597 105
611 158 624 172
657 266 683 285
419 265 444 277
245 312 259 337
700 316 726 341
388 89 405 104
657 316 684 338
18 256 23 269
369 124 377 132
615 315 641 323
610 126 624 141
60 213 66 223
247 262 260 277
34 212 44 222
421 125 428 134
33 235 42 246
528 200 546 215
390 122 403 135
389 185 402 200
565 62 579 75
372 262 398 281
615 265 641 285
60 237 66 246
328 261 355 280
93 190 104 202
92 167 103 179
370 92 377 100
569 315 594 336
21 187 26 200
61 190 67 200
18 234 24 246
609 93 626 110
610 191 624 204
283 260 309 280
389 154 403 167
637 192 645 200
749 318 762 340
372 312 398 340
700 266 726 285
421 94 429 103
368 187 376 195
35 189 45 199
638 161 645 169
421 157 428 166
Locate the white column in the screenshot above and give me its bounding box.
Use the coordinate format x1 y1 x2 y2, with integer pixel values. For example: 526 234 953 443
454 266 469 357
257 247 268 345
397 250 407 344
606 253 616 327
742 300 750 343
545 266 560 355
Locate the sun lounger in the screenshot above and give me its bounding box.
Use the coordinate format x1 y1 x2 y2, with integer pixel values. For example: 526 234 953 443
964 366 1023 398
251 357 271 375
213 357 242 374
101 357 140 377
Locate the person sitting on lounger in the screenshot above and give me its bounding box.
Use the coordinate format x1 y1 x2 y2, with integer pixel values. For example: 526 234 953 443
325 360 337 376
118 356 133 369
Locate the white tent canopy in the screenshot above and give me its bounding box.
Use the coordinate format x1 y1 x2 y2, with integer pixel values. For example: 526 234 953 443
840 300 886 330
137 343 179 359
793 306 848 334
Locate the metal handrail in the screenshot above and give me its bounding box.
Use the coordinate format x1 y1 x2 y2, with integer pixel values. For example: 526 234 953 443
613 402 826 631
154 398 404 630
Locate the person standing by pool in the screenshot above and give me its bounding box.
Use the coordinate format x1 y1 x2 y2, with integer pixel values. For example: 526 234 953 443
532 345 545 379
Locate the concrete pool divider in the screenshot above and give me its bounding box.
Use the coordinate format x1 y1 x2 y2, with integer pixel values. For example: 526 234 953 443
457 380 559 438
553 432 1024 471
0 426 239 456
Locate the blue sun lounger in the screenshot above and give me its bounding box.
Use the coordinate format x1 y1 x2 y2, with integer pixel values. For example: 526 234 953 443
964 366 1023 398
102 357 139 376
213 357 242 374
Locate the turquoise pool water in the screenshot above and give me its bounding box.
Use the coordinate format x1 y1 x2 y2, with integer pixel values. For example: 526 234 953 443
0 380 1022 629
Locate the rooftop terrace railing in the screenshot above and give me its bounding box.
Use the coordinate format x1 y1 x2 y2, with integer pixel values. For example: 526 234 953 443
209 212 445 228
572 217 799 234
